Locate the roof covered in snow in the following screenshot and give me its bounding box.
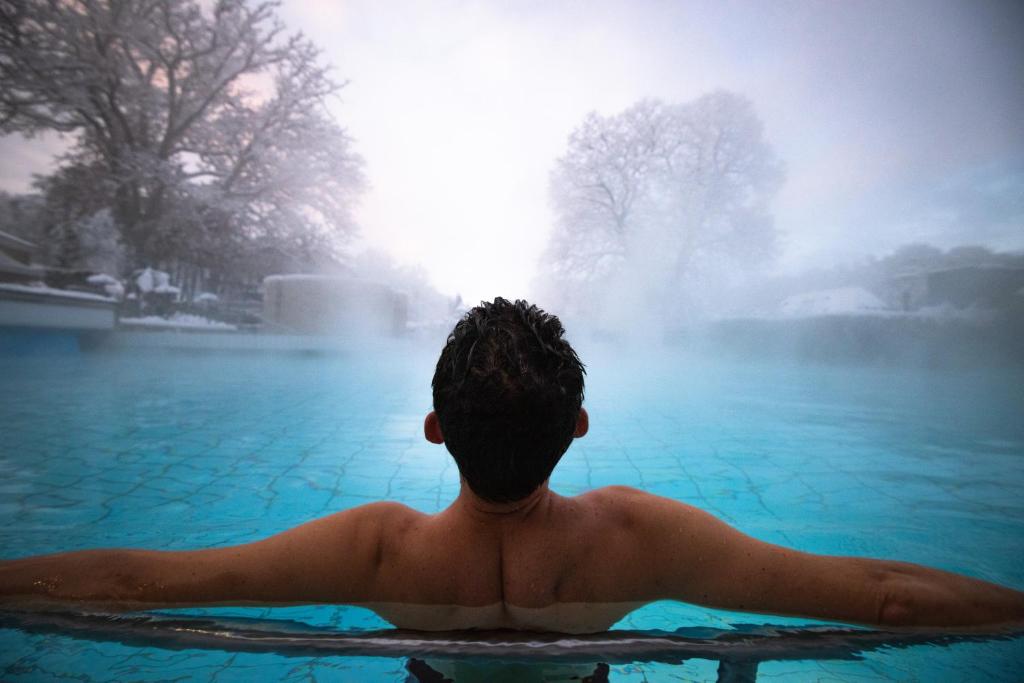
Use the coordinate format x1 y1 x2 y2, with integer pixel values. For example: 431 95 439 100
0 282 115 303
0 229 35 251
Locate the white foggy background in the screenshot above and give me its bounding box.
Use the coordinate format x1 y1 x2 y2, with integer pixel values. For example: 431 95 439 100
1 0 1022 307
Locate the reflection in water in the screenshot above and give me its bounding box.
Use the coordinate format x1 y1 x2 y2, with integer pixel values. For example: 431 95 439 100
1 610 1020 682
405 658 609 683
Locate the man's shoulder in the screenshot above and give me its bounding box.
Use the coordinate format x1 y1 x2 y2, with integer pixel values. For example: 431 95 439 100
578 485 666 505
576 486 700 526
335 501 426 530
353 500 425 519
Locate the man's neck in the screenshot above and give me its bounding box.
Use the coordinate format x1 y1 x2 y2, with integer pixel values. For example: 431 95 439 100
452 481 553 521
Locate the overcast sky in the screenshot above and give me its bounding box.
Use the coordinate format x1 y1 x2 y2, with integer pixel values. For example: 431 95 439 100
2 0 1022 302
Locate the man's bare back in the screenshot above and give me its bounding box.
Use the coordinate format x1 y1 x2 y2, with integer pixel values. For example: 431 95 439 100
355 484 667 632
2 298 1023 633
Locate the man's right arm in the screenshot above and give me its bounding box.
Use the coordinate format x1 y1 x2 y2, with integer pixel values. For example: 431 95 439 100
0 502 410 611
623 489 1024 629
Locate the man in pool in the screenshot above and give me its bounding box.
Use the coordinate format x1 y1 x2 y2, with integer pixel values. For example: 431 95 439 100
2 297 1023 633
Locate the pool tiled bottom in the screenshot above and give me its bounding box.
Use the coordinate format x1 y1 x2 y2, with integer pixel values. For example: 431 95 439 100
1 341 1023 681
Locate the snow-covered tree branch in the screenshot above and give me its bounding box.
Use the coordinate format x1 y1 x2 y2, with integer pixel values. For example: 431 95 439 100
539 92 783 325
0 0 364 277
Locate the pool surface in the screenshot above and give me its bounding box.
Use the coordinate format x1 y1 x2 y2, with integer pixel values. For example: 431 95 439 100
1 335 1023 681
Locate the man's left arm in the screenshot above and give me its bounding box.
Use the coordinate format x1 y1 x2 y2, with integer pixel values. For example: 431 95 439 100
628 490 1024 629
0 502 402 610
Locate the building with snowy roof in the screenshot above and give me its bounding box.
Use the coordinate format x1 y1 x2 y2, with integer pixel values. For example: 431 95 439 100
0 230 44 284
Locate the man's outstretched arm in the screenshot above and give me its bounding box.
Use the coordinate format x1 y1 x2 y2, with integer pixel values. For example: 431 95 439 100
0 502 404 610
628 490 1024 629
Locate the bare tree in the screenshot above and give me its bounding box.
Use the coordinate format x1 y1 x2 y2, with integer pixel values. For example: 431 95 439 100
545 101 672 289
0 0 363 276
541 92 783 322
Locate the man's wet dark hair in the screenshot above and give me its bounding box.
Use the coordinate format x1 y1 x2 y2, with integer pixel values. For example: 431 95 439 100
432 298 586 503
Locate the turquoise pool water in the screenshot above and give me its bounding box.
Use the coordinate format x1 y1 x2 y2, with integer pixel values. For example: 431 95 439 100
1 335 1022 681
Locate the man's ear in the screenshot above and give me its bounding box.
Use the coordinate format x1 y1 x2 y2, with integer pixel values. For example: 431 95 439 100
424 411 444 444
574 407 589 438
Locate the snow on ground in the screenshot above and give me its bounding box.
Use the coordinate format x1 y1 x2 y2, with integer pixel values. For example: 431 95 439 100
119 313 237 330
779 287 889 317
86 273 125 299
0 282 115 303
